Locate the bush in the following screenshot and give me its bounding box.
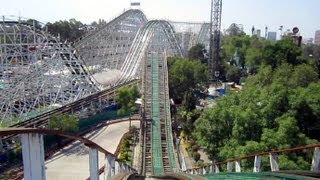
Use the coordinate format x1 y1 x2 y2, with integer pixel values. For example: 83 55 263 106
192 152 201 162
129 125 137 134
191 144 200 152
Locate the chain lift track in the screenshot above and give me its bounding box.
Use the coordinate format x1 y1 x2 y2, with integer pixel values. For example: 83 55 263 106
134 20 182 176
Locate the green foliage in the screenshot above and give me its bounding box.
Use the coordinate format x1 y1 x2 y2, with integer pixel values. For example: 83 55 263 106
168 57 208 108
176 109 201 139
225 23 245 37
115 85 140 116
45 19 85 42
118 128 137 163
188 44 206 62
261 38 305 68
226 65 242 83
49 114 79 133
221 33 311 83
192 151 201 162
193 60 319 169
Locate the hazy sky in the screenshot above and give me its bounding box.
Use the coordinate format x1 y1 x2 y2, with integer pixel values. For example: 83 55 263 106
1 0 319 38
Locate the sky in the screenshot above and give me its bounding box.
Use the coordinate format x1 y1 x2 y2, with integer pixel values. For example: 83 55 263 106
0 0 319 39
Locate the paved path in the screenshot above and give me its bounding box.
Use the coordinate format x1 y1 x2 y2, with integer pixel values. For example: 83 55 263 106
45 120 139 180
180 139 194 170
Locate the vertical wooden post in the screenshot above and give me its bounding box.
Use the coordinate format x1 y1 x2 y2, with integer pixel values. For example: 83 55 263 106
210 162 214 174
269 153 279 171
104 154 114 180
203 167 207 175
215 164 220 173
20 133 46 180
115 161 120 174
253 155 261 172
89 148 99 180
235 160 241 172
311 147 320 172
227 162 233 172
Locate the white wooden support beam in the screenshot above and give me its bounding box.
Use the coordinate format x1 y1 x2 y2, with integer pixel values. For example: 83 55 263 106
269 153 279 171
210 162 214 174
200 168 203 175
227 162 233 172
235 160 241 172
253 155 261 172
89 148 99 180
215 164 220 173
122 162 127 173
104 154 115 180
20 133 46 180
311 147 320 172
111 156 115 176
115 161 120 174
203 167 207 175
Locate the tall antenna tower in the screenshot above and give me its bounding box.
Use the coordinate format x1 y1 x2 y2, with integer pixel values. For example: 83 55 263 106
209 0 222 82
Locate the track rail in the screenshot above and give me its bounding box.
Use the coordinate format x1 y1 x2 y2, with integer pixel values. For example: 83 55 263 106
9 79 139 128
143 52 176 176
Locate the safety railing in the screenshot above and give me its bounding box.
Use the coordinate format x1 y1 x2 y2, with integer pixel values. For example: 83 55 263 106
184 144 320 175
0 128 137 180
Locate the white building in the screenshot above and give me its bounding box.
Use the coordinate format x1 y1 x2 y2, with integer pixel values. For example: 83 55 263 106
267 32 277 41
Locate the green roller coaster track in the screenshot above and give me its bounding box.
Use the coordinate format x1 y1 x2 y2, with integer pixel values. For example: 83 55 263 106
151 52 177 175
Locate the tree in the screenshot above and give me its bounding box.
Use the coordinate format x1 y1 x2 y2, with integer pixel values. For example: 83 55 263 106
45 19 85 42
49 114 79 132
226 65 241 84
115 85 140 128
188 43 206 62
49 114 79 147
168 57 208 108
225 23 245 37
25 19 42 29
193 61 319 168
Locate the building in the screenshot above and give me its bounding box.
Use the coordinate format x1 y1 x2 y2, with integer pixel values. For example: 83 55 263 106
267 32 277 41
256 29 261 38
302 38 313 45
315 30 320 45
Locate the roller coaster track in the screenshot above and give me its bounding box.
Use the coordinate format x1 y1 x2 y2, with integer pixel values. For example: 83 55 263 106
115 19 182 176
0 21 100 124
143 52 177 176
8 79 139 128
117 20 182 85
1 80 139 150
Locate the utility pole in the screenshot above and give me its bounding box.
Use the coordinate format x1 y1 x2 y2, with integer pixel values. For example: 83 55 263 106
209 0 222 83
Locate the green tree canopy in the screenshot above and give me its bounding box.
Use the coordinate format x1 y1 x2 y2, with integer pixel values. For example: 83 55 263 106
168 57 208 109
188 43 206 62
193 62 319 168
115 85 140 116
45 19 85 42
49 114 79 133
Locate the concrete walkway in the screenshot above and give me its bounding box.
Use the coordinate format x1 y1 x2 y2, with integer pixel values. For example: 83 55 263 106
179 139 194 170
45 121 139 180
